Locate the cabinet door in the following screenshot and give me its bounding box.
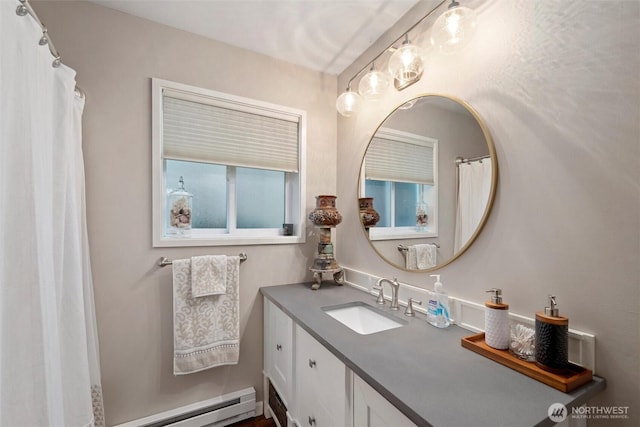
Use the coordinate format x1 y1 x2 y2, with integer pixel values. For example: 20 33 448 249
264 298 293 405
353 375 416 427
295 325 347 427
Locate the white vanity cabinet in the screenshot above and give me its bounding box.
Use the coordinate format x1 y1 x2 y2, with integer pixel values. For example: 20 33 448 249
263 296 413 427
262 285 605 427
353 375 416 427
294 325 348 427
264 299 294 408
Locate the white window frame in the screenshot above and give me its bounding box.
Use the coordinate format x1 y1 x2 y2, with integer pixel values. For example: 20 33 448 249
152 78 306 247
361 128 438 241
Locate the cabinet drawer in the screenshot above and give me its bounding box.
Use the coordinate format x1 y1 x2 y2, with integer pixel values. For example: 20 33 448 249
353 375 416 427
295 325 346 415
296 395 337 427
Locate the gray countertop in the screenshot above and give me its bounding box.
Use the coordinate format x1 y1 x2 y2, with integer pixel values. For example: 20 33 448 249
260 283 605 427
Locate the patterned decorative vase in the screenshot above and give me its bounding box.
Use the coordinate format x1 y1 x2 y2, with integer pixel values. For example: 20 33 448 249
308 195 344 290
312 228 340 271
359 197 380 227
308 195 342 227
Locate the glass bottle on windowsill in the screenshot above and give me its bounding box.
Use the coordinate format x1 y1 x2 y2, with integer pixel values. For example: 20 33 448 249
416 203 428 230
167 176 192 236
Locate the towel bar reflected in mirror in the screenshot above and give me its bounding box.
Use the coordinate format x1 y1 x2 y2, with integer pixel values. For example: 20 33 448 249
397 243 440 254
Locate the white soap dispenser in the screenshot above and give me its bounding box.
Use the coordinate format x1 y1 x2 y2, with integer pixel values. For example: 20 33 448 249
484 288 510 349
427 275 451 328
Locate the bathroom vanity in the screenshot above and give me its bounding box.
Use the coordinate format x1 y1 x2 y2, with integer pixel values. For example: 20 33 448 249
261 283 605 427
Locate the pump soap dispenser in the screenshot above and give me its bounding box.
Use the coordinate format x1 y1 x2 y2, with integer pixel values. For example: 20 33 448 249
485 288 510 349
535 295 569 373
427 275 450 328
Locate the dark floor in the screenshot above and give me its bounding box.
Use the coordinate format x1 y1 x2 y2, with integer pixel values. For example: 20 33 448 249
229 415 277 427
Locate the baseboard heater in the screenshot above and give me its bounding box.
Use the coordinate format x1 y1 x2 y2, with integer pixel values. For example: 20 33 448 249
114 387 256 427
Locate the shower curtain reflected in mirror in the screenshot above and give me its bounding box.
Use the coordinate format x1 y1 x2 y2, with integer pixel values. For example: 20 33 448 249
0 2 104 425
454 160 493 253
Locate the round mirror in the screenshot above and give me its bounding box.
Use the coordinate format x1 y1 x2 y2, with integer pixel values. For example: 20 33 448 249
358 94 497 271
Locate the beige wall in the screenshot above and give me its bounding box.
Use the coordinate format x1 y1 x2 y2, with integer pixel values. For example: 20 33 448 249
338 0 639 425
35 1 337 424
33 0 639 425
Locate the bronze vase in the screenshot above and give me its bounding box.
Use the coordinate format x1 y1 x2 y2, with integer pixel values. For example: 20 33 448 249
308 195 342 227
359 197 380 227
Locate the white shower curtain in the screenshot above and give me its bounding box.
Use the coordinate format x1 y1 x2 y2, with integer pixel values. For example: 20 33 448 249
0 2 104 426
454 160 493 252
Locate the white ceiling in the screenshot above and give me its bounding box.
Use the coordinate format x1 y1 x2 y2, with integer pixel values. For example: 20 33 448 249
89 0 422 75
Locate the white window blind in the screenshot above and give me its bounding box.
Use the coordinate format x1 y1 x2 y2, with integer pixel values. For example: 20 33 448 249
162 90 300 172
365 128 436 184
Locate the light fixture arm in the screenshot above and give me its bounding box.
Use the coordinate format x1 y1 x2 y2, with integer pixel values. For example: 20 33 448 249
344 81 355 92
345 0 447 87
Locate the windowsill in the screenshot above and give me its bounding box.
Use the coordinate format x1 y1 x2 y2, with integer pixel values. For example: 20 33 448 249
153 234 305 247
368 228 437 241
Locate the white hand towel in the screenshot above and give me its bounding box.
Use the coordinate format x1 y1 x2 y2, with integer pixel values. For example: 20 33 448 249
191 255 227 297
415 244 437 269
173 256 240 375
406 246 418 269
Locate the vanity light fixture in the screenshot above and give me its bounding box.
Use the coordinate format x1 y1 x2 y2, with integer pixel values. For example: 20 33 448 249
336 84 362 117
388 34 424 90
430 0 478 53
336 0 478 117
358 62 391 101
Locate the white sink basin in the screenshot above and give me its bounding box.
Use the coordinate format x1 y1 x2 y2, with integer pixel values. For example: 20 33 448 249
322 302 406 335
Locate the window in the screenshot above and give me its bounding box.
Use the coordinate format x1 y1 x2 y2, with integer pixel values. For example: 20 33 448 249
362 128 438 240
152 79 306 247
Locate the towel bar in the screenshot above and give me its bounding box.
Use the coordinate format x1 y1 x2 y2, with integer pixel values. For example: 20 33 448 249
158 253 248 267
397 243 440 254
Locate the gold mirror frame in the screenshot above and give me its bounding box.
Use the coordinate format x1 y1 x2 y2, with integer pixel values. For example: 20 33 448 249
358 94 498 272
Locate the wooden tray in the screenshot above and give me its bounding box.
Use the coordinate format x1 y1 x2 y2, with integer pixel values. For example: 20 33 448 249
461 332 592 392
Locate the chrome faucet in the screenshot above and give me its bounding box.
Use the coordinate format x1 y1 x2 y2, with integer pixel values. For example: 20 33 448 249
373 284 386 305
375 277 400 310
404 297 422 317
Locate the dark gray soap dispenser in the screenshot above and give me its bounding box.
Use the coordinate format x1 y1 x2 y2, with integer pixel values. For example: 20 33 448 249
535 295 569 373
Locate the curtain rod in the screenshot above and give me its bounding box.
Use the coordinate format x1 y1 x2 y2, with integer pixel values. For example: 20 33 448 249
16 0 60 66
16 0 84 99
456 154 490 165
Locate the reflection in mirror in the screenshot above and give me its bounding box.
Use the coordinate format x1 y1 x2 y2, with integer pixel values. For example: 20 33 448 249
358 95 497 271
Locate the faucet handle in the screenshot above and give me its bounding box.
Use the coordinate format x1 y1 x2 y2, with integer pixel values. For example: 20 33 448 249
372 285 385 305
404 297 423 317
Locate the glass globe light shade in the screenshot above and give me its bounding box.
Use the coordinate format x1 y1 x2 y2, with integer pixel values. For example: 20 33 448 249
430 3 477 54
388 39 424 90
336 88 362 117
358 68 391 101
